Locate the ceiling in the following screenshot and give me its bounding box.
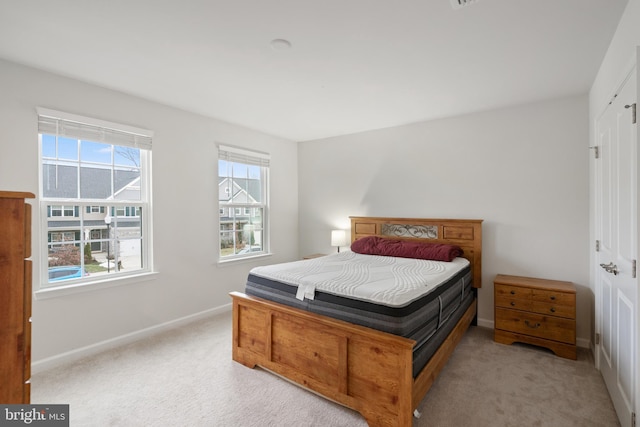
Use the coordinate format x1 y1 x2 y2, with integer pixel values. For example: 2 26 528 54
0 0 629 142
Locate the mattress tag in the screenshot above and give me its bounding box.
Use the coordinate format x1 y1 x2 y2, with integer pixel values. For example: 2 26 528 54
295 285 306 301
295 284 316 301
305 284 316 300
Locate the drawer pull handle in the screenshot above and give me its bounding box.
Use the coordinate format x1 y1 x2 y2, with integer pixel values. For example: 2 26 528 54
550 307 556 313
510 302 516 306
550 296 556 301
510 290 516 295
524 320 541 329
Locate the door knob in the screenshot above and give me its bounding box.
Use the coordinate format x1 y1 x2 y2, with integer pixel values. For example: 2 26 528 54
600 262 619 275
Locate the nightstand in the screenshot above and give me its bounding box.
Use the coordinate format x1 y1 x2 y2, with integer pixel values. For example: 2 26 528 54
494 274 577 360
303 253 327 260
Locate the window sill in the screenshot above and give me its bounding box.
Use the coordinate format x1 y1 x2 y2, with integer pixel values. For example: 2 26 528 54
217 252 273 267
34 271 159 300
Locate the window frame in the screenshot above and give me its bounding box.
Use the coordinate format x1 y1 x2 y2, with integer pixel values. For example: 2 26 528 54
218 144 270 262
36 108 154 294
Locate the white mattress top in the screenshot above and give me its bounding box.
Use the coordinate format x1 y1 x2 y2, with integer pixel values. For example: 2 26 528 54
250 251 470 308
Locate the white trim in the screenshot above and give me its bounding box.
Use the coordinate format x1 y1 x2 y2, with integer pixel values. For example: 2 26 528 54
217 252 273 266
34 272 159 300
31 304 232 374
476 317 493 329
576 337 591 349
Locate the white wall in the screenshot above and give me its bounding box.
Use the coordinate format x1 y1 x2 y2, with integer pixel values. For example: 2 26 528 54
590 0 640 114
0 59 299 365
298 94 591 344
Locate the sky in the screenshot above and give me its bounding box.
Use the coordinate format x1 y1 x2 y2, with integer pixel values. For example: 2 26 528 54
41 134 140 167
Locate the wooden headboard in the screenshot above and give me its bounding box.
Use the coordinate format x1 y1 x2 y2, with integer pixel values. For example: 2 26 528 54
350 216 483 288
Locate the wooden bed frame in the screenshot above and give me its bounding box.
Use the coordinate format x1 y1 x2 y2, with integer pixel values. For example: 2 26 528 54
230 216 483 426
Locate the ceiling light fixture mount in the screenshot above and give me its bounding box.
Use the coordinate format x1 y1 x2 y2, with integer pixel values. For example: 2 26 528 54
270 39 292 51
450 0 479 10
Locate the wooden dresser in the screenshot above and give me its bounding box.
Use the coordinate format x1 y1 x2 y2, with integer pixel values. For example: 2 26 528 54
494 274 576 360
0 191 34 403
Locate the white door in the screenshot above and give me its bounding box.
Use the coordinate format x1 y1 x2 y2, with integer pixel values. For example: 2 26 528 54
595 66 637 427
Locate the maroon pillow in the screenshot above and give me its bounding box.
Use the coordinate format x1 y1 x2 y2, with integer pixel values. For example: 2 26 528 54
350 236 463 262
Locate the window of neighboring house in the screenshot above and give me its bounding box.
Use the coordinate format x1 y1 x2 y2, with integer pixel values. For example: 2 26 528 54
113 206 141 217
38 108 153 289
86 206 105 214
218 144 269 260
50 205 78 217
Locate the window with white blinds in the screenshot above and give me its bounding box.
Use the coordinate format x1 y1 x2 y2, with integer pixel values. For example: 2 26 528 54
37 108 153 288
218 144 270 260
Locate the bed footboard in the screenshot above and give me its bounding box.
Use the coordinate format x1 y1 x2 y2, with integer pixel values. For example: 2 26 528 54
231 291 477 426
230 292 477 427
231 291 416 426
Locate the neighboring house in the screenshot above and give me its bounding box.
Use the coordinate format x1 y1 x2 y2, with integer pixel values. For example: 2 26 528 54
45 165 142 259
218 176 263 250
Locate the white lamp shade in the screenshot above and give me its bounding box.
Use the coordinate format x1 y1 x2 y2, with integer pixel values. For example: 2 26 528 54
331 229 347 247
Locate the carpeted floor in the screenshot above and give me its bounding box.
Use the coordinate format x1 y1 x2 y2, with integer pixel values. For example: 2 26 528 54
31 312 620 426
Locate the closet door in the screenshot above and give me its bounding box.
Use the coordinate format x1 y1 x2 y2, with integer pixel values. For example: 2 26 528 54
595 66 637 427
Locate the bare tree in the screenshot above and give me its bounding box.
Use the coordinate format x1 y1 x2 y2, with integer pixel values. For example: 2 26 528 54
115 147 140 167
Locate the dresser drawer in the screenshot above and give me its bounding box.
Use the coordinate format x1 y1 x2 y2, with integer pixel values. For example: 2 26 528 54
495 308 575 345
532 289 575 306
495 294 532 311
495 284 532 300
531 301 576 319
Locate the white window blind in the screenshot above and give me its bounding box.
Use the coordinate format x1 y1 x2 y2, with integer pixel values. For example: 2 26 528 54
37 108 153 150
218 144 270 167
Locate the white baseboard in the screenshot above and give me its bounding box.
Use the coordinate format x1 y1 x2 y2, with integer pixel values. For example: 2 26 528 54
576 337 591 349
32 307 592 374
31 303 232 374
476 317 493 329
475 318 591 349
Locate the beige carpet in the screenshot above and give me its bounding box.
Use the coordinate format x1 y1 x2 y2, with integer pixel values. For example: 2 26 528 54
32 312 619 426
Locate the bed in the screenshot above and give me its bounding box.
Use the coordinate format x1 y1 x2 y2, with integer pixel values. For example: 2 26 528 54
230 216 483 426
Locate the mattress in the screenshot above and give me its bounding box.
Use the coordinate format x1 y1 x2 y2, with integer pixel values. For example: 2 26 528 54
250 251 470 308
246 251 473 349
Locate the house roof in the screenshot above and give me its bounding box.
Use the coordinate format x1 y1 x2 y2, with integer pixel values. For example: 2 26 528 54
218 177 262 203
43 164 140 200
0 1 628 141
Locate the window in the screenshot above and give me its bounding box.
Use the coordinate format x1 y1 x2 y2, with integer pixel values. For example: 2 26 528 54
87 206 105 214
50 205 78 217
38 108 153 288
218 145 269 260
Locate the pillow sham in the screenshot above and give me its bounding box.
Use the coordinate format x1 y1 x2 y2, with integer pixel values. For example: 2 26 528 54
350 235 463 262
